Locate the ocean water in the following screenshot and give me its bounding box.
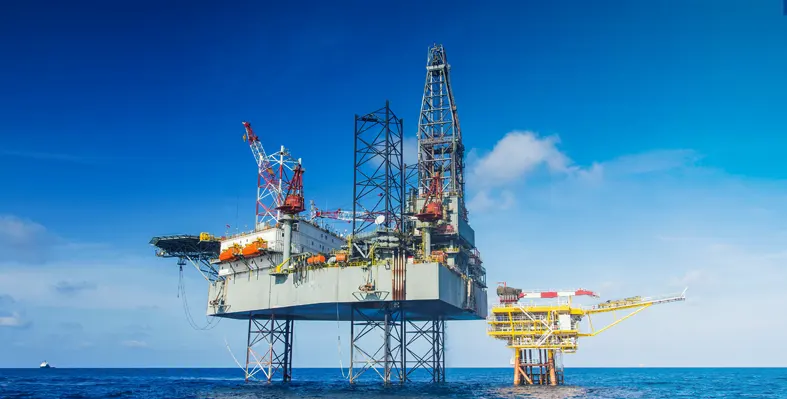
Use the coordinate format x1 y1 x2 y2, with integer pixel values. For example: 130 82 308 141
0 368 785 399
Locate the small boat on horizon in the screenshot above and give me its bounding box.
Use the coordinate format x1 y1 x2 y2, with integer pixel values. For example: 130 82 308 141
39 361 53 369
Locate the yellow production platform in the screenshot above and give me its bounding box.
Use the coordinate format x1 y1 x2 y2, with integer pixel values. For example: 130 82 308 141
487 284 686 385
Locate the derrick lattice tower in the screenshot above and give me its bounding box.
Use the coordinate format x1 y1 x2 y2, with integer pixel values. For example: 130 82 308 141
417 44 466 220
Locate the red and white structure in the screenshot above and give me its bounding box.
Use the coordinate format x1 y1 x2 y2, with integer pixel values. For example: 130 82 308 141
242 121 302 229
497 286 600 304
519 289 599 299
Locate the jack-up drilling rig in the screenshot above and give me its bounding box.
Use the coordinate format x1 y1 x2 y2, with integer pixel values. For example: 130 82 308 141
150 44 487 384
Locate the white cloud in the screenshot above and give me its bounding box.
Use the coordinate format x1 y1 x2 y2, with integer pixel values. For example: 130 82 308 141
0 215 47 243
468 189 515 213
0 294 31 329
0 214 82 264
469 134 699 194
466 147 787 366
0 312 29 328
471 131 575 187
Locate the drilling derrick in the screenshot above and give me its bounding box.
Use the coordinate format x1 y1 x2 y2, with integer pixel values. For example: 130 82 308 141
412 43 484 307
417 43 466 220
488 284 686 386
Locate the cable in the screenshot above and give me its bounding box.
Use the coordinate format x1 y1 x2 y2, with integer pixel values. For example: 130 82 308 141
178 266 221 331
224 337 248 373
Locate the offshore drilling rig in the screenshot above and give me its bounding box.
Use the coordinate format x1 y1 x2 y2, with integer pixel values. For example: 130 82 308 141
150 44 486 383
488 284 686 385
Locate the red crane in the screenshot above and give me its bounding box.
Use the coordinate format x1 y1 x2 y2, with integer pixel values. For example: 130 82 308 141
276 164 305 215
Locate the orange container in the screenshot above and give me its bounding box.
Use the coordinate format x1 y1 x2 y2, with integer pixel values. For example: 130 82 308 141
335 253 348 262
315 254 326 264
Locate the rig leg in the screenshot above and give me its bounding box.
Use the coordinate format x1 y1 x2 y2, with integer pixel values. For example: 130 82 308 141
349 303 404 384
244 314 294 382
513 349 562 386
403 316 446 382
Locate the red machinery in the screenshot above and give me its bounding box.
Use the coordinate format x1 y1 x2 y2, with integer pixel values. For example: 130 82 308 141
276 164 305 215
416 170 443 222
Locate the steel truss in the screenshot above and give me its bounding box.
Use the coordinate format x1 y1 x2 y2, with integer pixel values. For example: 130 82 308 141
353 101 404 235
417 43 466 220
244 315 294 382
405 318 445 382
150 235 221 282
349 303 446 384
242 121 301 230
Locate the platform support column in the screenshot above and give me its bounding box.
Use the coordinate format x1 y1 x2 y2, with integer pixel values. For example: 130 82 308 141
513 349 562 386
244 314 294 382
349 303 404 384
403 316 446 382
547 350 557 386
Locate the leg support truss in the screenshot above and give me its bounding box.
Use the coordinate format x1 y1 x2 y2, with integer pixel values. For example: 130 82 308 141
405 318 445 382
349 303 446 384
245 315 294 382
349 303 404 383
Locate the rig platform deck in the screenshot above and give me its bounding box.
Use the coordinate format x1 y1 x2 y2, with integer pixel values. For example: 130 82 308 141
207 261 487 321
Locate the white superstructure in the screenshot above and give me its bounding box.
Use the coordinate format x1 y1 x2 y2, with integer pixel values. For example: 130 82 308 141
216 220 342 276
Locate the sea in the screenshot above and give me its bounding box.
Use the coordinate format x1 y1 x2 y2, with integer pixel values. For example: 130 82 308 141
0 368 784 399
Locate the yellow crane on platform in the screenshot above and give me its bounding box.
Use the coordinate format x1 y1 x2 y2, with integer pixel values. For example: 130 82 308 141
488 284 686 386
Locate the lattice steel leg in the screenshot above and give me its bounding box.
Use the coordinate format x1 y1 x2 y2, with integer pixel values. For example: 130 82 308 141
349 303 404 384
404 316 445 382
244 314 294 382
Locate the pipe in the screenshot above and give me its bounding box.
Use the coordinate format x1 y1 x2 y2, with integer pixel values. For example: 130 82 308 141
423 225 432 258
282 216 293 269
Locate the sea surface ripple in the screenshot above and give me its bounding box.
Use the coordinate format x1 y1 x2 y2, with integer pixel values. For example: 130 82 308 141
0 368 784 399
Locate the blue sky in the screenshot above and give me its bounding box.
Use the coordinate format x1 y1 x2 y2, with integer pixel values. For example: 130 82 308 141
1 0 786 368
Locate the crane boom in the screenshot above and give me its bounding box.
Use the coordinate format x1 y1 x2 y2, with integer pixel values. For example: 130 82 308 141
585 289 687 315
242 121 281 227
241 121 302 229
